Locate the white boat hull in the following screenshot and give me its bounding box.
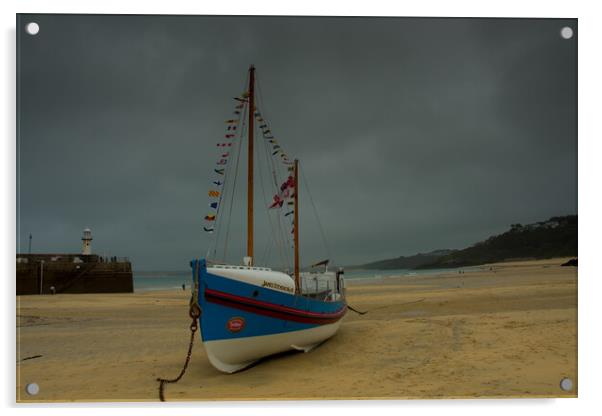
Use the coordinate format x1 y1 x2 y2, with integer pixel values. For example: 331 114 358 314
201 320 343 373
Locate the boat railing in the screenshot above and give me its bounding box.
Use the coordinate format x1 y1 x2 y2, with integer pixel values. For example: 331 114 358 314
299 273 344 302
208 264 273 272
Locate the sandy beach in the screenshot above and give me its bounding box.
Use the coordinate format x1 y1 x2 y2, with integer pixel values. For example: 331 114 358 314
16 257 577 402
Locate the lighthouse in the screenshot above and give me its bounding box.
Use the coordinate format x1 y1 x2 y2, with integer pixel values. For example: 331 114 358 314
82 228 93 255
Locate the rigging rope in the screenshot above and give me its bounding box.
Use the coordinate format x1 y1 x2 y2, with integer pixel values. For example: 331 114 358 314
258 126 290 270
254 75 296 270
300 164 332 262
257 134 279 266
222 103 247 262
255 75 289 182
205 72 305 270
205 73 249 258
211 103 244 261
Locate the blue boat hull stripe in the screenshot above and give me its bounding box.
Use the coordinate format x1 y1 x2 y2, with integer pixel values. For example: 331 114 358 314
205 288 347 324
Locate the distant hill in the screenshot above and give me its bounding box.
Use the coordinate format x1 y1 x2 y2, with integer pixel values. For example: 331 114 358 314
353 215 577 270
351 249 456 270
416 215 577 269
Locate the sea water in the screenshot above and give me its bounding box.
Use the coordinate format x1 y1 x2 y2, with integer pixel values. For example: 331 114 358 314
134 267 472 291
343 267 471 282
133 271 191 292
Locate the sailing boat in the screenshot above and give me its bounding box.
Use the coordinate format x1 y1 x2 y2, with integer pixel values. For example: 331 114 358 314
190 66 347 373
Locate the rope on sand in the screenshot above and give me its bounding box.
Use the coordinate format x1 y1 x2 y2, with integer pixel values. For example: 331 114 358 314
347 298 426 315
347 305 368 315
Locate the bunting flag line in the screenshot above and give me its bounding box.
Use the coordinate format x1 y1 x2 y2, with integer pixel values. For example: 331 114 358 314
205 88 249 235
269 195 284 209
268 176 295 209
281 175 295 191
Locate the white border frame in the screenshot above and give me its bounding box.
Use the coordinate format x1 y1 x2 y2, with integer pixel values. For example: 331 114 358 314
3 1 600 415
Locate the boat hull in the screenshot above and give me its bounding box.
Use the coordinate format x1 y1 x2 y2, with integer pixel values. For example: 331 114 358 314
203 320 343 373
192 259 346 373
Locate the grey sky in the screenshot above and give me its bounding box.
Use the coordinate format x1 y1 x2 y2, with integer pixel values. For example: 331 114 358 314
17 15 577 270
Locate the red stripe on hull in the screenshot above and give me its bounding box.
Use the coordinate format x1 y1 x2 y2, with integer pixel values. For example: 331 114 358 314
204 288 346 325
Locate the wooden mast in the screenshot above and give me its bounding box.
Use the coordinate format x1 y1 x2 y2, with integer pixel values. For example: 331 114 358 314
247 65 255 265
293 159 300 293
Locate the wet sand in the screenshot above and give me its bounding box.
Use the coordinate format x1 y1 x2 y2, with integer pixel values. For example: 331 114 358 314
16 257 577 402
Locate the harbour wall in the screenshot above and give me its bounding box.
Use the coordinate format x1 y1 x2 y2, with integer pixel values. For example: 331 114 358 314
16 254 133 295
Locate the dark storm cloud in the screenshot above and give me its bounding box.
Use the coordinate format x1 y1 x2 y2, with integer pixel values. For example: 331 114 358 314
17 15 577 269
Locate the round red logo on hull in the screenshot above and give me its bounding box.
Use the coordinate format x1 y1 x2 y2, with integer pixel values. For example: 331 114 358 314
226 317 245 333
